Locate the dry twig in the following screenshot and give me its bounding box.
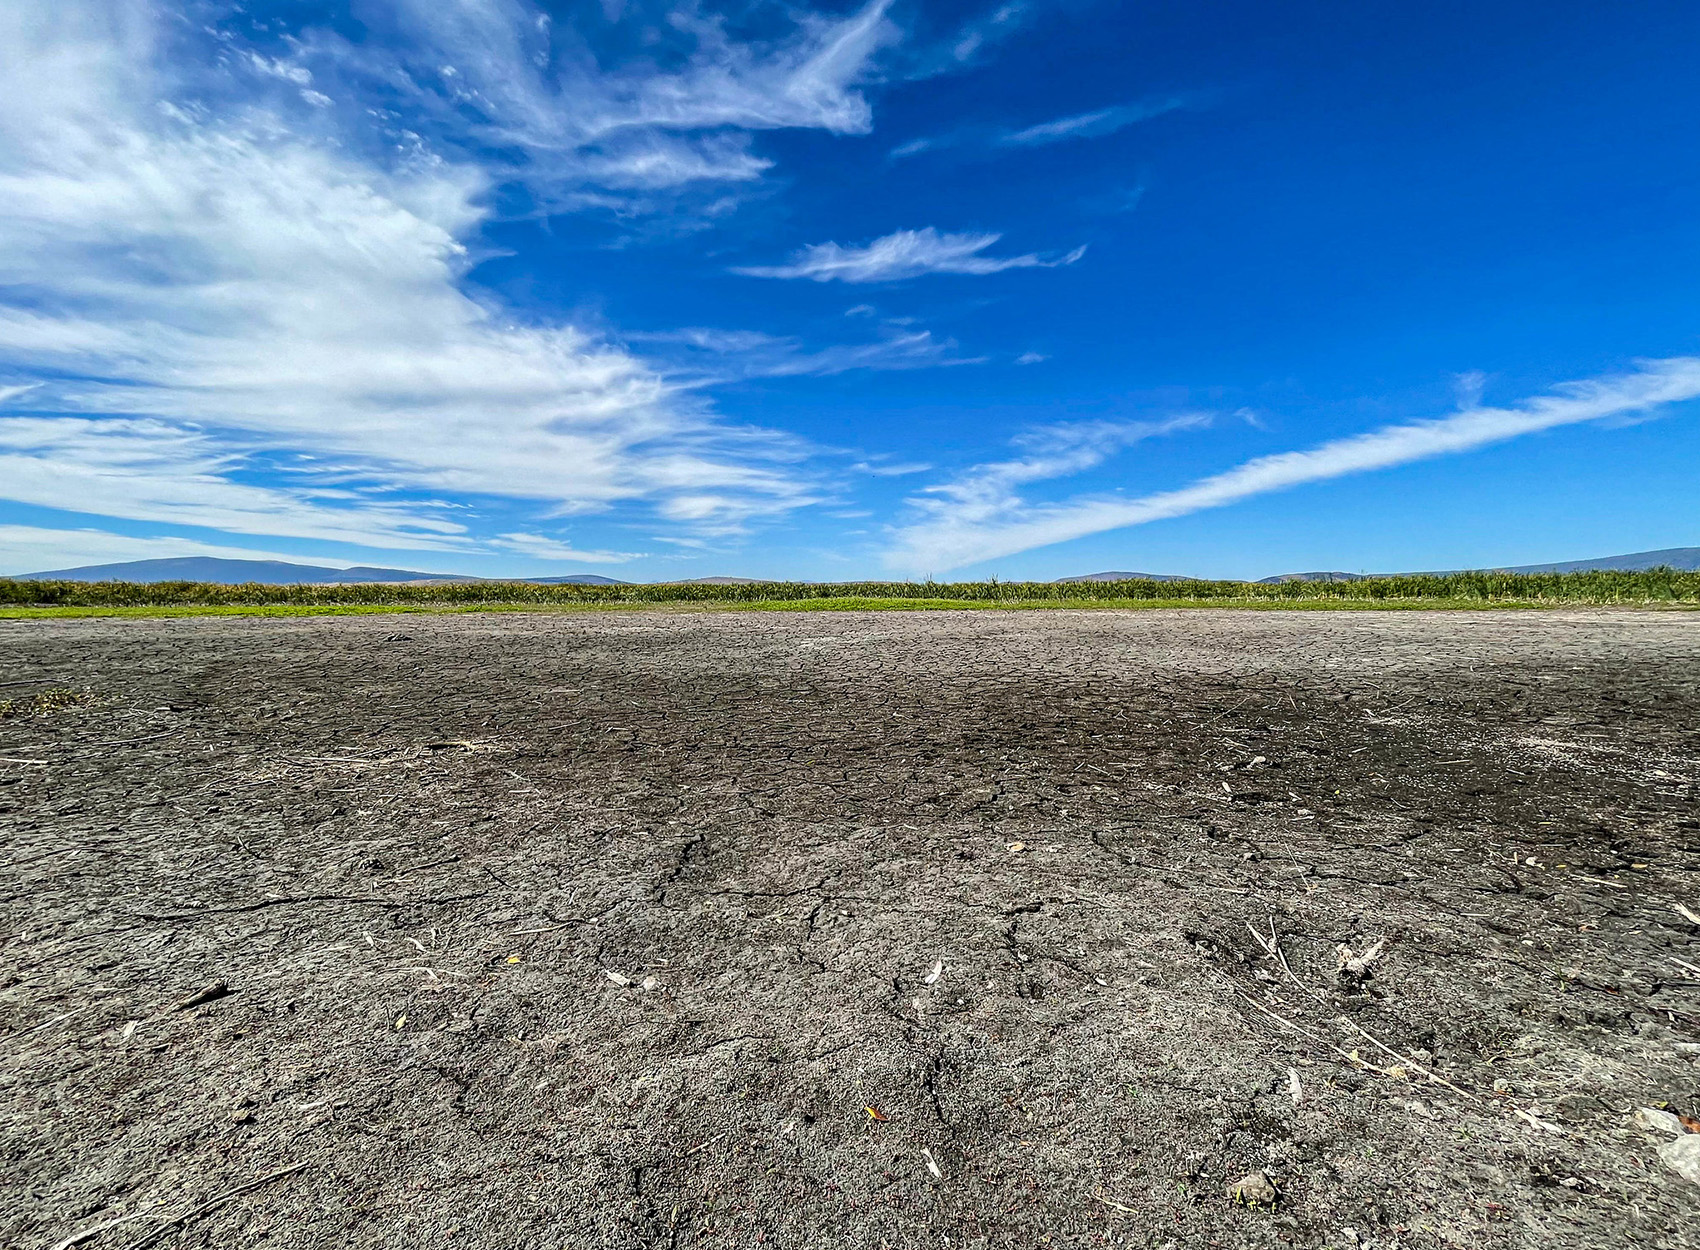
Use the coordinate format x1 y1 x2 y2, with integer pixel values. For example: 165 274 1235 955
122 1162 310 1250
49 1208 154 1250
1232 983 1474 1101
1089 1190 1138 1215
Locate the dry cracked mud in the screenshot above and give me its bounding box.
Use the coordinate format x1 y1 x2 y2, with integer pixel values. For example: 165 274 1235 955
3 607 1700 1249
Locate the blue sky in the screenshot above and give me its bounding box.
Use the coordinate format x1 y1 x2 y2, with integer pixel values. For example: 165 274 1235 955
1 0 1697 580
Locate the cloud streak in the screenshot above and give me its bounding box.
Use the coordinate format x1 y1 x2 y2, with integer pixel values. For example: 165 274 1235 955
886 358 1700 572
0 419 470 550
1001 96 1192 146
734 228 1085 282
628 326 980 379
890 94 1190 160
890 416 1210 563
488 533 640 564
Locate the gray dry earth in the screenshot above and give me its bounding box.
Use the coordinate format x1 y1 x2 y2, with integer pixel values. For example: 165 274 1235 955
4 608 1700 1250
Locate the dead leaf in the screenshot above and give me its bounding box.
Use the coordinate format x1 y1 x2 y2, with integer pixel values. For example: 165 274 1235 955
605 970 633 987
1679 1111 1700 1134
866 1105 890 1122
1006 842 1025 853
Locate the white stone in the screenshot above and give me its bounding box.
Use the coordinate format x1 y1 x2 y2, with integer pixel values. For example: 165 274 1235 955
1658 1133 1700 1186
1636 1107 1685 1136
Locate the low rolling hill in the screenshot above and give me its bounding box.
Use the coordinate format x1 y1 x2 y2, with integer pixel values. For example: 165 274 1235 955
8 557 631 586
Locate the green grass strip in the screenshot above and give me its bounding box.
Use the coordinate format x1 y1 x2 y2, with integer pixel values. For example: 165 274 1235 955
1 567 1696 619
1 595 1692 621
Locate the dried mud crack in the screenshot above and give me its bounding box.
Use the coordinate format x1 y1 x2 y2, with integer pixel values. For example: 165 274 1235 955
3 608 1699 1248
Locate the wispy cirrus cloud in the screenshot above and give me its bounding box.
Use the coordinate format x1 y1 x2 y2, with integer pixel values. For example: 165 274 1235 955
885 358 1700 573
0 419 470 550
1001 96 1191 146
890 93 1191 160
889 415 1212 569
628 325 981 379
0 0 922 562
488 533 641 564
295 0 901 211
734 228 1085 282
935 3 1030 68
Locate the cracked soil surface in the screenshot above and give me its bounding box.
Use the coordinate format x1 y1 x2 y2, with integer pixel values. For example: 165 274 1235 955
4 607 1700 1249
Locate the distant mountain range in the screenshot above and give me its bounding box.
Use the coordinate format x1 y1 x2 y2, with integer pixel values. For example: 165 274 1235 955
1066 547 1699 584
1252 571 1375 584
1055 571 1194 583
1249 546 1700 583
521 574 629 585
8 557 629 586
5 547 1695 586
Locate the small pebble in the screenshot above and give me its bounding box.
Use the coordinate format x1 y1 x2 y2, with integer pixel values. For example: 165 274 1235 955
1229 1171 1277 1205
1659 1134 1700 1186
1635 1106 1685 1136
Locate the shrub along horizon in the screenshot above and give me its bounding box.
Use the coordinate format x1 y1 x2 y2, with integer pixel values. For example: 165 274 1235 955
0 568 1695 608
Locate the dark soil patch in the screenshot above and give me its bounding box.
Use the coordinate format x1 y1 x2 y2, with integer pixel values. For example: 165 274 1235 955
3 609 1699 1248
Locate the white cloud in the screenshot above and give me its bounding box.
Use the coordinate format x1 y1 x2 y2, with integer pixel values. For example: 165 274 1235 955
1000 96 1190 146
0 525 315 577
0 0 837 549
886 358 1700 572
883 2 1028 78
628 326 980 379
1015 351 1047 365
310 0 900 205
651 534 713 550
891 416 1211 570
0 419 469 549
850 460 931 477
489 532 641 563
890 94 1188 161
734 228 1086 283
245 53 314 87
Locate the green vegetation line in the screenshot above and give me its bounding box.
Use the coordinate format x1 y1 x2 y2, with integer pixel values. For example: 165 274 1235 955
0 568 1695 620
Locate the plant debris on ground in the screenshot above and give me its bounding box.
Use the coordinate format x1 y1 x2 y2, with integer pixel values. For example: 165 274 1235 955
3 608 1698 1248
0 686 92 719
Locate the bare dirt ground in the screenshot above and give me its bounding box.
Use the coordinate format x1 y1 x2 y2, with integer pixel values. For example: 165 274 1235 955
4 608 1700 1250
